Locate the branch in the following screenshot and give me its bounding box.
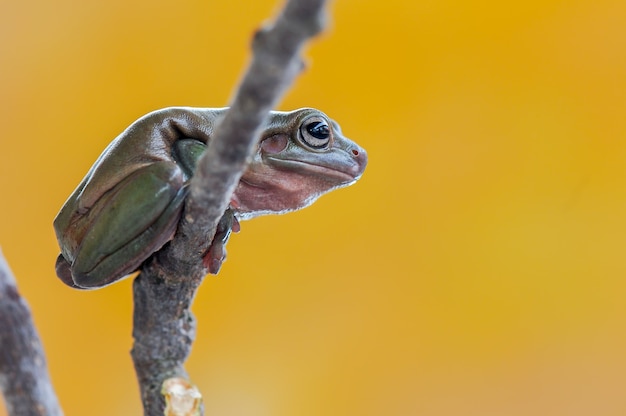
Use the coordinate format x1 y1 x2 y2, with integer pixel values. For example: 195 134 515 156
131 0 329 414
0 249 63 416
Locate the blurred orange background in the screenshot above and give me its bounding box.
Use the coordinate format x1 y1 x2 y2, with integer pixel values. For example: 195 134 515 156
2 0 626 415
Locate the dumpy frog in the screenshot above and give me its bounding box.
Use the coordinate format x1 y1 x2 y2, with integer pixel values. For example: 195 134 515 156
54 107 367 289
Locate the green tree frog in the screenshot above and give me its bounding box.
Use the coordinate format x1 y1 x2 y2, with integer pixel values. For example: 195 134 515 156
53 107 367 289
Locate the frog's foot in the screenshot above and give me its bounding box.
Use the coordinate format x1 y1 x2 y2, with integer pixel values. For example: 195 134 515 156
70 161 187 289
55 254 86 289
203 208 240 274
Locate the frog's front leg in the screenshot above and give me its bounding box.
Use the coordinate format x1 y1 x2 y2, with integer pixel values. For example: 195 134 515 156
202 208 240 274
57 161 187 289
171 138 241 274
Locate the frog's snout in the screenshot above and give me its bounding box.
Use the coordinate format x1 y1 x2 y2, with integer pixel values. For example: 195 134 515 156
349 143 368 177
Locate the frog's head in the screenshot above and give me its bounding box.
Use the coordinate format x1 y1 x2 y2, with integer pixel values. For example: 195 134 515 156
231 108 367 219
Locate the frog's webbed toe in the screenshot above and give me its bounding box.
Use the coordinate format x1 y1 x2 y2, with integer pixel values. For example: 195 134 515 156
55 254 85 289
203 208 239 274
70 161 187 289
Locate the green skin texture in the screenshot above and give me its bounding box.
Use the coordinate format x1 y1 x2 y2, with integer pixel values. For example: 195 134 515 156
54 107 368 289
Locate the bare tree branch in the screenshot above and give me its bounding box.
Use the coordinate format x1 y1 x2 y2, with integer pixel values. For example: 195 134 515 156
0 249 63 416
131 0 329 414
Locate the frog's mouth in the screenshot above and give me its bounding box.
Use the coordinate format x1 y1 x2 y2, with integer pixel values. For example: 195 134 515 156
266 157 361 184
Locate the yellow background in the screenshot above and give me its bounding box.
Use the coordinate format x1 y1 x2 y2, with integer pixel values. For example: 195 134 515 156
2 0 626 414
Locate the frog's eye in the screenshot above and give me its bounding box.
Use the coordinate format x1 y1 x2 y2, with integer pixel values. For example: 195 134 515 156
299 117 331 150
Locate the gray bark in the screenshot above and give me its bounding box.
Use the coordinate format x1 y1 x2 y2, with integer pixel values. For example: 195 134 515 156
0 249 63 416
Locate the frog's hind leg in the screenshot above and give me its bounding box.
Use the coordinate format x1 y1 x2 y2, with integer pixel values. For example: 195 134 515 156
70 161 187 289
56 254 83 289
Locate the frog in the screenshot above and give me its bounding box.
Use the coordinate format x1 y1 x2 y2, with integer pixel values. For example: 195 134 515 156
53 107 367 289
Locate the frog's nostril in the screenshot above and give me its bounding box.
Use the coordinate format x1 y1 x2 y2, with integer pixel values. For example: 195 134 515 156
352 146 368 173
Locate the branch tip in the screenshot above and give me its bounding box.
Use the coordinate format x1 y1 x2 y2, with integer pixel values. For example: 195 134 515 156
162 377 202 416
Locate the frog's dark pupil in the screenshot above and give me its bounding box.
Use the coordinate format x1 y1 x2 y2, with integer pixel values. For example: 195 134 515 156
306 122 330 140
